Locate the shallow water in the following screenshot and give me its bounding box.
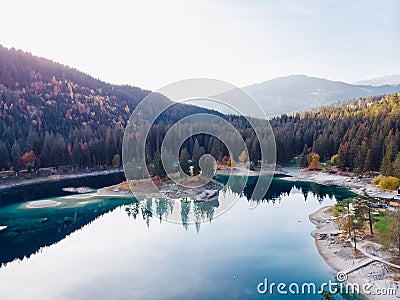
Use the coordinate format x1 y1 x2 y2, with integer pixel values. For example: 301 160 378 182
0 177 360 299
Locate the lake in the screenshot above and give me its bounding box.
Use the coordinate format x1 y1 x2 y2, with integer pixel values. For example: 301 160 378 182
0 176 360 299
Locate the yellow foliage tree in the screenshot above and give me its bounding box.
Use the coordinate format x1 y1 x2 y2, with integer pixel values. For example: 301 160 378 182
227 157 234 168
239 150 248 163
330 154 339 166
379 176 400 190
308 152 321 171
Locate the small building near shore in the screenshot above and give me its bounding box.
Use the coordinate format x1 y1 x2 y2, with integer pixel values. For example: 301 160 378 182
389 198 400 207
368 190 400 207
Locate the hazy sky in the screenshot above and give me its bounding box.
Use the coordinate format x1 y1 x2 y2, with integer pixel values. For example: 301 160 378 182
2 0 399 90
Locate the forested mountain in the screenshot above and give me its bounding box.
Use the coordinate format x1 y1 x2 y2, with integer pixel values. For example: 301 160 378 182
272 93 400 177
243 75 400 117
1 45 399 180
0 45 218 172
192 75 400 117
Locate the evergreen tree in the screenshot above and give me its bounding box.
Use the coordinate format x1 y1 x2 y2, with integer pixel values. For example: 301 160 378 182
11 141 21 172
393 153 400 178
381 142 394 176
179 147 190 176
154 153 166 178
71 139 84 167
300 144 309 168
192 139 205 175
0 142 10 170
364 149 372 173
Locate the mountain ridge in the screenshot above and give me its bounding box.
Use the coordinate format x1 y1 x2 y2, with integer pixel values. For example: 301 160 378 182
352 74 400 86
0 45 219 170
241 74 400 116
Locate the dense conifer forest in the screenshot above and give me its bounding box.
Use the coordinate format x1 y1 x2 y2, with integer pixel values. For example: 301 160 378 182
271 94 400 177
1 45 399 179
0 46 219 172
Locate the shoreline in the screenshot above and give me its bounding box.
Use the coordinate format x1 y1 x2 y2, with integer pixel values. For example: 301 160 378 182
0 168 125 205
310 207 399 300
0 168 124 191
278 166 400 201
279 166 375 196
292 166 400 299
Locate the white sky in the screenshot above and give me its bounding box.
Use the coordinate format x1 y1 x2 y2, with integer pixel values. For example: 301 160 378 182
1 0 399 90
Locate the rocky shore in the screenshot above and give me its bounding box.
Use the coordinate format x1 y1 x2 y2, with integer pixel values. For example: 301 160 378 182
279 167 380 196
310 206 399 299
97 177 224 201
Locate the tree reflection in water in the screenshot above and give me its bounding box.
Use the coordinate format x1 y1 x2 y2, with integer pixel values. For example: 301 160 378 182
124 175 354 231
0 176 353 267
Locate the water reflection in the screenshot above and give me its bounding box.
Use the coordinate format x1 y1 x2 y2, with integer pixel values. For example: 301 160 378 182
0 176 354 267
123 175 354 231
216 175 354 203
124 198 219 232
0 196 132 267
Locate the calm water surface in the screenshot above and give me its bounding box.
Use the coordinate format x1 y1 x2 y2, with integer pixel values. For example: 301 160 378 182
0 176 360 299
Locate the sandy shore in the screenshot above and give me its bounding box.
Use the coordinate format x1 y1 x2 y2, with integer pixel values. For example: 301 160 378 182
310 206 400 299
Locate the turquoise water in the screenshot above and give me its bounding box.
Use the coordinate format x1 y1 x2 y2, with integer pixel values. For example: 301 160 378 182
0 177 359 299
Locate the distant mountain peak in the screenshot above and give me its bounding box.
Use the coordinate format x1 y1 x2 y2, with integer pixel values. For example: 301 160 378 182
240 75 400 117
353 74 400 87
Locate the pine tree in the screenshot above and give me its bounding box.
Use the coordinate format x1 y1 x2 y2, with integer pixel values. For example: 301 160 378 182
364 149 372 173
154 153 166 178
179 147 190 176
192 139 205 175
393 153 400 178
300 144 309 168
0 142 10 170
11 141 21 173
381 141 395 176
71 139 84 167
40 132 52 167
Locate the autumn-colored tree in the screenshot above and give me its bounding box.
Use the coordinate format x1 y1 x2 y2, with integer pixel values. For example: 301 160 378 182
112 154 121 168
379 176 400 191
330 154 339 166
221 156 229 165
227 157 234 168
20 151 35 168
308 152 321 171
239 150 248 163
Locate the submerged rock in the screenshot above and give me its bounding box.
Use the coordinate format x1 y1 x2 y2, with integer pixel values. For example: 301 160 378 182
196 190 219 201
